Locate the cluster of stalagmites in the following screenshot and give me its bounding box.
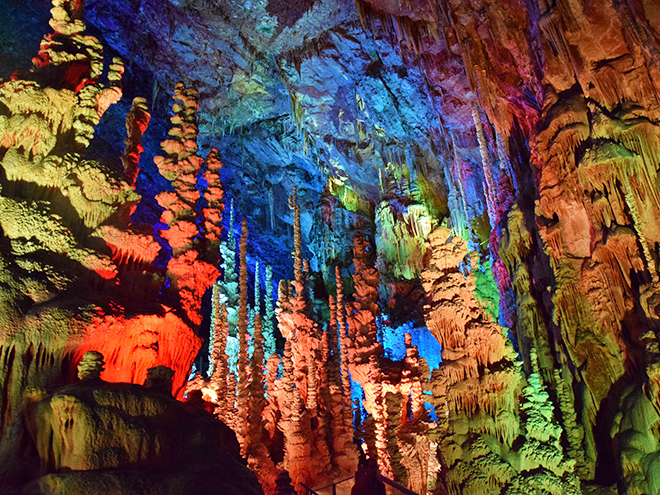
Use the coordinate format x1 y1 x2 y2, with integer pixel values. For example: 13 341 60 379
187 189 361 493
187 197 590 495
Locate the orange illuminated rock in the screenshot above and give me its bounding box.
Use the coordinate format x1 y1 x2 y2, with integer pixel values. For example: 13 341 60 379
155 82 203 255
167 251 219 326
121 97 151 186
71 311 202 399
202 148 225 242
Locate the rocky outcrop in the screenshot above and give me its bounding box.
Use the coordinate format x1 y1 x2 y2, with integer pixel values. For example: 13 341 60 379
0 360 261 495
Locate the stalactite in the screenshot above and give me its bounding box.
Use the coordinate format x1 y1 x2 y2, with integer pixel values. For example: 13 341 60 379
375 200 437 280
268 186 276 232
289 186 303 288
553 369 586 476
620 170 658 283
498 205 554 379
471 102 497 225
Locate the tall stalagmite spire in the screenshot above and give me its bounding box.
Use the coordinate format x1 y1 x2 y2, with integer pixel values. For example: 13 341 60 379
335 266 353 429
237 217 249 448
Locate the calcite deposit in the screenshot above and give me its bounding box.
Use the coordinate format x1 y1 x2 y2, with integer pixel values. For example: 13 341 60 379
0 0 218 446
2 0 660 494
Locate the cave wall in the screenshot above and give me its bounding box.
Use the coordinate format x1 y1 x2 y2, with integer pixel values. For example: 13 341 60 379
0 0 224 431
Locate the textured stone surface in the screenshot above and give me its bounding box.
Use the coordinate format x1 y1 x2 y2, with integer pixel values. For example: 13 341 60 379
2 0 660 493
0 377 261 495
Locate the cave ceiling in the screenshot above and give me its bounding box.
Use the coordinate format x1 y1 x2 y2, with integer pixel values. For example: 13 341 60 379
2 0 472 274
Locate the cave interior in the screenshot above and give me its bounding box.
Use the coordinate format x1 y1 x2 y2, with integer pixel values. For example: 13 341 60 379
1 0 660 494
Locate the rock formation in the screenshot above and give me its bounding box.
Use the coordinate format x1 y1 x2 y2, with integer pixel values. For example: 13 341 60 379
0 0 221 450
2 0 660 493
0 356 261 495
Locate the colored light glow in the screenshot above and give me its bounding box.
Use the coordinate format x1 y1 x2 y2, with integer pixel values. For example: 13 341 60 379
72 310 202 399
380 321 442 371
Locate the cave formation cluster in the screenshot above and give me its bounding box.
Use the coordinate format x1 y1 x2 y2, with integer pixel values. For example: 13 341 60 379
1 0 660 494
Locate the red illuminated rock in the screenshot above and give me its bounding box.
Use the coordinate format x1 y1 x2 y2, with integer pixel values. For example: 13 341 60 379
71 311 201 399
121 97 151 186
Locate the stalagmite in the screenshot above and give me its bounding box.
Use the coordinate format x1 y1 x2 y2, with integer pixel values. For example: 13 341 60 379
121 97 150 186
422 226 525 492
237 217 249 448
246 275 278 493
346 233 382 368
263 265 277 359
202 148 225 244
335 266 353 429
76 351 105 381
211 302 230 415
155 82 203 255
